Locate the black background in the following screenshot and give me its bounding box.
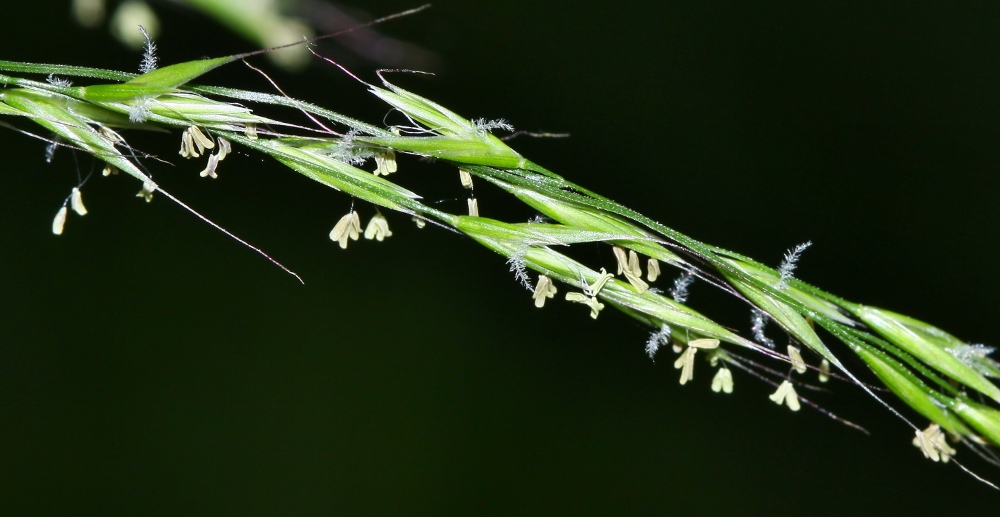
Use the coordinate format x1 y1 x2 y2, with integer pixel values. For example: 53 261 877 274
0 1 997 514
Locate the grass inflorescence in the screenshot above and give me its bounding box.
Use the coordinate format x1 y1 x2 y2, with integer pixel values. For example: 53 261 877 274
2 30 999 485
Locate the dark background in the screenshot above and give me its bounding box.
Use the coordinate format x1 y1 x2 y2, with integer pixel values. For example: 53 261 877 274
1 1 998 514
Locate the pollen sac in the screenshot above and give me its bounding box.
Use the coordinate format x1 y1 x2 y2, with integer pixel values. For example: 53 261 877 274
532 275 558 308
711 367 734 394
613 246 629 275
612 246 648 293
329 211 362 249
689 338 720 350
244 123 258 140
647 258 661 282
179 126 215 158
674 347 697 385
912 424 956 463
769 380 801 411
102 163 119 176
70 187 88 216
373 150 398 176
98 126 125 146
51 206 68 235
216 137 232 161
199 152 220 179
363 213 393 242
190 126 214 153
586 267 614 296
818 358 831 383
179 129 194 157
788 345 807 374
136 179 157 202
467 197 479 217
565 292 604 319
459 169 473 189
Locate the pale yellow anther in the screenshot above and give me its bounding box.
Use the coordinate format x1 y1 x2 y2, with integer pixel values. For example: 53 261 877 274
51 206 68 235
199 153 220 179
788 345 807 374
818 358 831 383
532 275 558 308
363 213 393 241
373 150 397 176
179 129 195 158
98 126 124 145
216 137 231 161
672 343 683 353
468 197 479 217
689 338 720 350
586 267 614 296
459 169 473 189
769 380 801 411
245 123 258 140
628 250 641 275
329 211 361 249
912 424 956 463
136 179 156 202
612 246 648 292
70 187 87 216
189 126 214 153
674 347 697 385
647 258 660 282
102 163 118 176
412 216 426 229
179 126 214 158
613 246 629 275
565 292 605 319
711 367 734 394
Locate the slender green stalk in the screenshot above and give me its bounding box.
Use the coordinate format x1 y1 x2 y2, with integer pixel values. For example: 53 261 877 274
2 48 998 482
